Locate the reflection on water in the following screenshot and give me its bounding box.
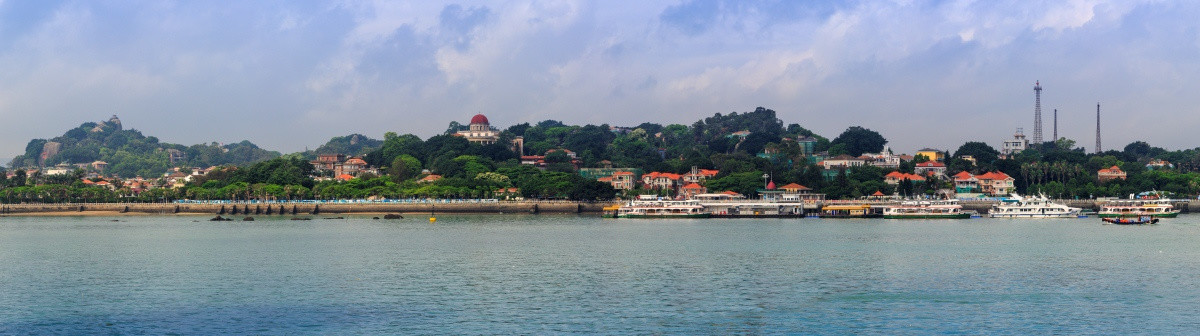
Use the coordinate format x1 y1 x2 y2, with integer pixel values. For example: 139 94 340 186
2 215 1200 334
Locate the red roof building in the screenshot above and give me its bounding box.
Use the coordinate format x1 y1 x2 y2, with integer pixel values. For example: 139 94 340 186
884 171 926 185
1098 165 1127 182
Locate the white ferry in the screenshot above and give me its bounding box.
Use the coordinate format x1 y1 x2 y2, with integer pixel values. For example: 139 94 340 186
883 199 970 219
989 194 1083 218
614 195 710 218
1098 199 1180 218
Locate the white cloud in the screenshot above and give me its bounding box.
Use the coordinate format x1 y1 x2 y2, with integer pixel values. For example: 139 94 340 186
1 0 1198 157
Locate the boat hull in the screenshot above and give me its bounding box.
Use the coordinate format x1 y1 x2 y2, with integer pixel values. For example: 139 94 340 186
1102 217 1159 225
989 214 1080 218
1097 212 1178 218
883 213 971 219
818 214 883 219
616 213 711 219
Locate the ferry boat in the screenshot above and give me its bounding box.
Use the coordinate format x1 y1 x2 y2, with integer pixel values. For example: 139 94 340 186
989 194 1083 218
882 199 971 219
1097 199 1180 218
614 196 710 218
819 204 881 218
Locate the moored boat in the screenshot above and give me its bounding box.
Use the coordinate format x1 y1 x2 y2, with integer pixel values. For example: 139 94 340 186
614 196 710 218
883 199 971 219
989 194 1083 218
819 204 880 218
1097 199 1180 218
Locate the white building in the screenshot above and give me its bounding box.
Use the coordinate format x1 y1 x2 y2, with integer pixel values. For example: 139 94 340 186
1002 129 1028 157
456 114 500 145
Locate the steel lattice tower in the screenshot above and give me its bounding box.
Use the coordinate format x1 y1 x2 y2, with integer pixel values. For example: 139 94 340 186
1033 81 1043 144
1096 103 1102 153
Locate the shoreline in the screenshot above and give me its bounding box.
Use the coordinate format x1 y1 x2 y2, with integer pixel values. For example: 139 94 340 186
0 201 615 216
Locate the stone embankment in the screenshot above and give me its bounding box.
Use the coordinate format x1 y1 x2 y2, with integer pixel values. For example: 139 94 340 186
0 202 615 215
958 199 1197 213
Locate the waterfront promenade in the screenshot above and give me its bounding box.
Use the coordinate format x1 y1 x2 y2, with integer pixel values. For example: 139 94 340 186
3 198 1196 216
0 200 613 216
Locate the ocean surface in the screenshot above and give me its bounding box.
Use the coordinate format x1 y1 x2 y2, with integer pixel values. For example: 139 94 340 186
3 214 1200 334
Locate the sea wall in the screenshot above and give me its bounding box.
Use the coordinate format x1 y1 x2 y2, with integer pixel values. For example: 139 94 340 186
959 199 1197 213
0 202 616 215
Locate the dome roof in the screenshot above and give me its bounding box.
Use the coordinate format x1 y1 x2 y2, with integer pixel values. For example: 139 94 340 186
470 114 489 125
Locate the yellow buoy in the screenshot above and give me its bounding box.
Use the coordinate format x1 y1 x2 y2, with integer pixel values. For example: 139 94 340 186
429 217 436 223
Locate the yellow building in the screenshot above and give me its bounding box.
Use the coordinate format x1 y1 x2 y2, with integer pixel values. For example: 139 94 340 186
915 148 945 162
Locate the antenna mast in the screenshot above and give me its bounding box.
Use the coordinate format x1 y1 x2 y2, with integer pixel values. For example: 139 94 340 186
1033 81 1043 145
1095 103 1102 153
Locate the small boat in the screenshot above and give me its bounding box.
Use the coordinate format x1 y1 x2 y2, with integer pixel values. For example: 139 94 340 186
1102 216 1159 225
883 199 971 219
601 205 620 218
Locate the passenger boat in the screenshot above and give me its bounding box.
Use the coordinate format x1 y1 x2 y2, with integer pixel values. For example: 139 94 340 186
989 194 1083 218
882 199 971 219
1102 216 1159 225
1097 199 1180 218
819 204 880 218
614 196 710 218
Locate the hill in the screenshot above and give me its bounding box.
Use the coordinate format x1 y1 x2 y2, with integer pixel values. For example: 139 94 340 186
301 134 383 159
8 116 279 178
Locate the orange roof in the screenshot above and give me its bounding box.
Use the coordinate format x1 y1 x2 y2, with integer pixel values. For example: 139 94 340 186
872 191 885 196
975 171 1012 181
779 183 810 191
612 171 634 176
886 171 925 181
336 174 355 181
681 183 704 190
953 171 973 179
598 177 613 182
698 169 719 176
419 174 442 182
345 158 367 165
643 172 682 180
916 161 945 167
82 179 95 185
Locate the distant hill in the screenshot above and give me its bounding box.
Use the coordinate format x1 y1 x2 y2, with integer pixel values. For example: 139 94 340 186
300 134 382 159
8 116 280 178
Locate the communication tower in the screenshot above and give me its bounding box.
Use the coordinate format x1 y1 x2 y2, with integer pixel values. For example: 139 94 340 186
1033 81 1043 144
1095 103 1102 153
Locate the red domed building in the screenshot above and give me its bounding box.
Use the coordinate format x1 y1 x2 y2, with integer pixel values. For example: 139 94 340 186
457 113 500 145
455 113 525 154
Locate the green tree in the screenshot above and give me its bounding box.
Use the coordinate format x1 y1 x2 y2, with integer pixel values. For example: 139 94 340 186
953 142 1000 165
829 126 887 156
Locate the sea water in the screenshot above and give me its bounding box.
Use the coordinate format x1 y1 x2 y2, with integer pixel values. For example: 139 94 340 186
2 215 1200 334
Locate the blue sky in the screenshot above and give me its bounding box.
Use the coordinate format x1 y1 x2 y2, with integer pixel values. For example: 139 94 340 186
1 0 1198 158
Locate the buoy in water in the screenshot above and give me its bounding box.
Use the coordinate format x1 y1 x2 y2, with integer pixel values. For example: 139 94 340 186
429 217 436 223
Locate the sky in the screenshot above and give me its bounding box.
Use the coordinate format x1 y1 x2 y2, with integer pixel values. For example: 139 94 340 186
1 0 1199 159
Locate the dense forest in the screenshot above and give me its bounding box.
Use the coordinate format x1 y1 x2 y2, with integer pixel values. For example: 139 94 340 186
4 107 1200 203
